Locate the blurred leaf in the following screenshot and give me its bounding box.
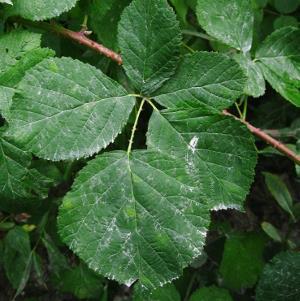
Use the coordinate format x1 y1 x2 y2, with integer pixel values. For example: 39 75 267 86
56 263 105 300
0 221 15 231
274 16 298 30
88 0 131 50
42 233 68 277
32 252 45 287
274 0 299 14
261 222 282 242
189 286 233 301
3 227 32 290
170 0 188 23
252 0 268 8
264 172 296 221
256 251 300 301
219 232 266 290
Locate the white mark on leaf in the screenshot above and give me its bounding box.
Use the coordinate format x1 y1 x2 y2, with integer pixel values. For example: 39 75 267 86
188 136 199 154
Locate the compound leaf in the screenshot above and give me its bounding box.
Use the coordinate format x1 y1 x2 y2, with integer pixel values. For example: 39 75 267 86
5 0 79 21
256 251 300 301
58 107 256 290
7 57 135 161
118 0 181 94
154 52 246 110
255 27 300 107
196 0 254 52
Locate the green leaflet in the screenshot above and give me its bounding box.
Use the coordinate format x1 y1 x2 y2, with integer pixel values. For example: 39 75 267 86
196 0 254 52
233 53 265 98
4 0 79 21
219 232 266 290
0 30 54 119
58 150 211 290
118 0 181 94
147 109 257 209
89 0 132 50
189 286 233 301
7 57 135 161
256 251 300 301
58 108 256 289
255 27 300 107
154 52 246 111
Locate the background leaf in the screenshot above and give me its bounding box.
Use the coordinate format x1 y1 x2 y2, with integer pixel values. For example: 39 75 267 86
3 227 32 290
256 251 300 301
273 0 299 14
88 0 131 50
55 262 105 299
219 232 266 290
189 286 233 301
264 172 295 221
255 27 300 107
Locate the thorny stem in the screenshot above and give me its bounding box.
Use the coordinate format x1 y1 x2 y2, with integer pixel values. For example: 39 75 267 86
14 18 123 65
15 18 300 165
127 99 146 156
224 110 300 165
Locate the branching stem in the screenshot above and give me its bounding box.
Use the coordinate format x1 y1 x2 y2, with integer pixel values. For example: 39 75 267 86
224 110 300 165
